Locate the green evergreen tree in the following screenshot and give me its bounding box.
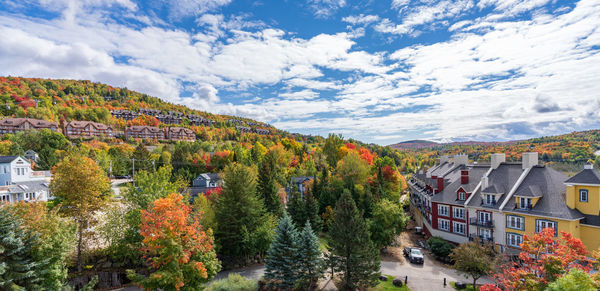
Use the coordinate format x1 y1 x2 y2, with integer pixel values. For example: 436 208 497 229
304 192 322 233
297 221 325 289
132 143 153 172
287 185 306 227
214 163 273 259
329 192 381 290
0 207 46 290
258 154 284 216
264 212 300 290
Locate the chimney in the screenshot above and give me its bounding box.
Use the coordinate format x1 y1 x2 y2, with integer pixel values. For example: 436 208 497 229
440 155 449 164
454 154 468 166
437 177 444 192
584 163 594 170
482 176 489 189
461 170 469 184
522 152 539 169
491 153 505 169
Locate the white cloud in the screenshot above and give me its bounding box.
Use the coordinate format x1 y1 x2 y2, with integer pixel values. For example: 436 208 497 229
342 14 380 26
307 0 346 18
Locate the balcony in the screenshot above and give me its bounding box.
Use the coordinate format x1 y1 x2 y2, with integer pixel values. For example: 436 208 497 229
469 218 495 228
469 234 494 244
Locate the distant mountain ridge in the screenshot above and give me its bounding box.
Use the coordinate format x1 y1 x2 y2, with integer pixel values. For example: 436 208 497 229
389 139 519 149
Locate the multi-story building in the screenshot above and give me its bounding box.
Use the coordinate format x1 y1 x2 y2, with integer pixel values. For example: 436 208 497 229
63 121 114 139
0 156 51 203
254 128 271 135
411 152 600 254
236 126 252 133
165 127 196 142
125 126 165 140
187 115 215 126
111 110 138 121
0 118 58 134
157 114 182 125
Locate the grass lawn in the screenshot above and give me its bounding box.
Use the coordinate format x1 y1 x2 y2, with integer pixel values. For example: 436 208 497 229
450 281 478 291
373 275 410 290
318 233 330 251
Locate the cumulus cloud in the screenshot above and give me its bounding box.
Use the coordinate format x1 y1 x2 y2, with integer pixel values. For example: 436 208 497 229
307 0 346 18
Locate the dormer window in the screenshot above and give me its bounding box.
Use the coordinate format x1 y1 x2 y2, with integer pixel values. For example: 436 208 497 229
485 194 496 205
458 192 465 200
519 197 532 209
579 189 588 202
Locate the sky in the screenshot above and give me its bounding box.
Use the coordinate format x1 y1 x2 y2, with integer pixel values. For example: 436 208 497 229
1 0 600 145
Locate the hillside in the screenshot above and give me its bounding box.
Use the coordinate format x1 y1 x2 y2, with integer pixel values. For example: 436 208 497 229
0 76 280 141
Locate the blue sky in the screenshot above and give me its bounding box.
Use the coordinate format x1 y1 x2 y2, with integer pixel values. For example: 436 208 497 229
1 0 600 145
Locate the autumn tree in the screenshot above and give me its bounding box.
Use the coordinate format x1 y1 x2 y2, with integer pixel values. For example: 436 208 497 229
127 193 221 291
329 192 380 290
50 153 111 272
8 202 77 290
336 151 370 188
323 133 343 168
214 163 274 260
546 268 598 291
450 240 496 288
490 228 593 291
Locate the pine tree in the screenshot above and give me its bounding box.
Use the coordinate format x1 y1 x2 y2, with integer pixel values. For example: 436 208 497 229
258 154 283 216
297 221 325 289
287 185 306 227
329 192 381 290
304 192 322 233
214 163 272 259
264 212 300 290
0 207 46 290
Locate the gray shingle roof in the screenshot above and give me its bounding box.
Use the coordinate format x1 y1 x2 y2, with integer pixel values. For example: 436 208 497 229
432 165 489 205
504 166 584 220
0 156 19 163
467 163 525 210
565 169 600 185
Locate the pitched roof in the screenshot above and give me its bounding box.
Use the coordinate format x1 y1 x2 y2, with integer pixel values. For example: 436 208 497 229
565 169 600 185
0 156 19 163
194 173 219 181
126 126 162 133
504 166 584 220
0 117 56 127
432 165 489 205
66 120 112 130
467 163 525 210
167 127 194 134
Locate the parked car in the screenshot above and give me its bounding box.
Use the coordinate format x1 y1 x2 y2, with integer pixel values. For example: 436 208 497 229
403 247 425 264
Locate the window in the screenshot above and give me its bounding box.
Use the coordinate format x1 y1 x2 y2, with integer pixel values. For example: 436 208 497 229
507 233 523 248
536 220 557 235
453 207 465 219
520 197 532 209
478 211 491 223
485 194 496 205
580 189 588 202
438 219 450 231
458 191 466 200
0 195 9 202
507 215 524 230
438 205 449 216
453 222 466 235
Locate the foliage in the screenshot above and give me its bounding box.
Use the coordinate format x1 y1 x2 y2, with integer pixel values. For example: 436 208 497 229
214 163 274 259
0 206 46 290
206 273 258 291
427 236 455 258
297 221 325 289
50 153 111 272
329 192 381 290
127 193 221 291
369 198 409 249
336 151 370 188
490 228 593 291
450 240 496 288
375 275 411 290
323 133 344 168
257 151 284 216
264 212 300 290
545 268 597 291
7 202 77 290
192 194 217 232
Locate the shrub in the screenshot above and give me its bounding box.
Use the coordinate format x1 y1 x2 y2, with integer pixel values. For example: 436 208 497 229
427 236 455 259
207 273 258 291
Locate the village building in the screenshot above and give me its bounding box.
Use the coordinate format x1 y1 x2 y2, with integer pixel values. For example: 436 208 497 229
63 120 114 139
0 156 52 203
0 117 58 134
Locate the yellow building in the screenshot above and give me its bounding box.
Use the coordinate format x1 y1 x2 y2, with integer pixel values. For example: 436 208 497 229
564 164 600 252
502 165 584 251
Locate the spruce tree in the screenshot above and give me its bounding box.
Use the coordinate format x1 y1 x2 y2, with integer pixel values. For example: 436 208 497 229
264 212 300 290
287 185 306 227
214 163 272 259
297 221 324 289
0 207 45 290
329 192 381 290
304 192 323 233
258 154 283 216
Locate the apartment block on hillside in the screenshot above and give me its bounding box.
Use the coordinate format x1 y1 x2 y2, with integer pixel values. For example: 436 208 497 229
63 120 114 139
0 118 58 134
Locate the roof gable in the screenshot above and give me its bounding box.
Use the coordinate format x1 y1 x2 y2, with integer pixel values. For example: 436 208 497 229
565 169 600 185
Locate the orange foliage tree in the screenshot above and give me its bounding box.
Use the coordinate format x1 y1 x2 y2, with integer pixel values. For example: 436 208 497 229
480 227 598 291
127 193 220 291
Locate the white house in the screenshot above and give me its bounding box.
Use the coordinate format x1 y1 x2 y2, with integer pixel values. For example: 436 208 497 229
0 156 52 203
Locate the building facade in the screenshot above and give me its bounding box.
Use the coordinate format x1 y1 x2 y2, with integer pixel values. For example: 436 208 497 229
0 156 52 203
63 120 114 138
0 118 58 134
125 126 165 140
165 127 196 142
